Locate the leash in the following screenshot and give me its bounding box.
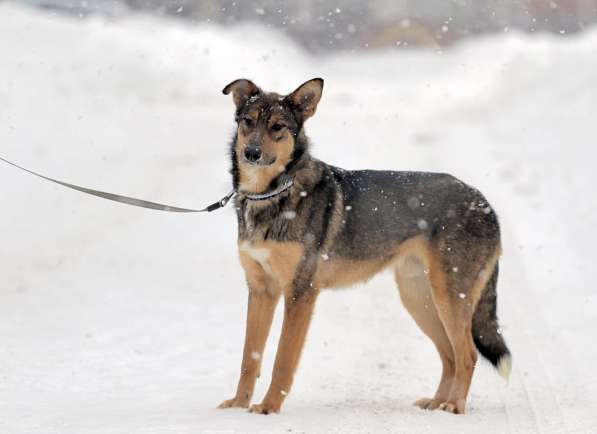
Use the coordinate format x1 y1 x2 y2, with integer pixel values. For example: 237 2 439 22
0 156 234 213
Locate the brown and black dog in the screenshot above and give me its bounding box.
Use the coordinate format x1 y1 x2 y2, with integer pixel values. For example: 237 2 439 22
217 78 511 415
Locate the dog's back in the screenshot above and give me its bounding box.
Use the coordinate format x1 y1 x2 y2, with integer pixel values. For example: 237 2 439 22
330 169 497 257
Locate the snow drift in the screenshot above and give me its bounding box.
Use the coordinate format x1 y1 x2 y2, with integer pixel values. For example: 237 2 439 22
1 4 596 433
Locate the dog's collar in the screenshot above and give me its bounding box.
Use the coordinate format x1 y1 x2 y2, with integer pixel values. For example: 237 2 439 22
242 176 294 201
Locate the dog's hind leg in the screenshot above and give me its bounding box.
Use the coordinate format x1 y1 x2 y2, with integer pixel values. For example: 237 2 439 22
395 252 455 411
426 243 500 414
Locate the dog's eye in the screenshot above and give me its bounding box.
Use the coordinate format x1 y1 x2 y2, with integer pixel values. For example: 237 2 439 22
242 117 254 127
271 123 284 132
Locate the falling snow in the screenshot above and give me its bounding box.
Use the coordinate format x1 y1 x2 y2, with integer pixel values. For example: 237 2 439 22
1 5 596 434
417 219 429 230
282 210 297 220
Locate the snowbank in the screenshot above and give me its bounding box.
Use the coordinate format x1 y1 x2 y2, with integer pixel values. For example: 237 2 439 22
1 5 596 433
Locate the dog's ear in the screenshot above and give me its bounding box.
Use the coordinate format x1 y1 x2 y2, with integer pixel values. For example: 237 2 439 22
286 78 324 122
222 79 260 109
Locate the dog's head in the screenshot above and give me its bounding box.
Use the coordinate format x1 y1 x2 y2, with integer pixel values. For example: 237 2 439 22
223 78 323 193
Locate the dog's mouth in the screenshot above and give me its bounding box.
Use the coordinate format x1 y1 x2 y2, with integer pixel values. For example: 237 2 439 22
243 156 277 167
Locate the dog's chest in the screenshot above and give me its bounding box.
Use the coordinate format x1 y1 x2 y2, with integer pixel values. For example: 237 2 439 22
240 241 273 275
238 239 304 289
239 200 297 241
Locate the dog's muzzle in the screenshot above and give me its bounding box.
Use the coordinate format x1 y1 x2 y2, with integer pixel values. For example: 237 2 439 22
244 145 262 163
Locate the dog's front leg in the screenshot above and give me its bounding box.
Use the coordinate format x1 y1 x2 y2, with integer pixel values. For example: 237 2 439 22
249 284 319 414
218 287 280 409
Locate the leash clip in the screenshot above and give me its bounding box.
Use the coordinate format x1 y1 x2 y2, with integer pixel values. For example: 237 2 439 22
221 195 231 207
204 189 236 212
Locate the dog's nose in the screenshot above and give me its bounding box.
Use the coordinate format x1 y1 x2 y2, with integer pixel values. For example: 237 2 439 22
244 145 262 162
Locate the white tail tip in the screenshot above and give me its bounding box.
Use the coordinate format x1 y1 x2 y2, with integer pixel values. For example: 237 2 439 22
497 354 512 382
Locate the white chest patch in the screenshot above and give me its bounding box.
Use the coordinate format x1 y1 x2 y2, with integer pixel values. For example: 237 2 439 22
240 241 273 275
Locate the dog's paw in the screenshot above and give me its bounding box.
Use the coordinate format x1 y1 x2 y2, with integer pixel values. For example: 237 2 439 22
217 396 250 409
438 399 466 414
248 402 280 415
413 397 443 410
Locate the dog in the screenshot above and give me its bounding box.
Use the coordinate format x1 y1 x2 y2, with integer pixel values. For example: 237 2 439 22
216 78 511 415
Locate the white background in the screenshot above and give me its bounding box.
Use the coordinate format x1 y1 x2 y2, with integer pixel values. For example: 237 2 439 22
1 5 596 433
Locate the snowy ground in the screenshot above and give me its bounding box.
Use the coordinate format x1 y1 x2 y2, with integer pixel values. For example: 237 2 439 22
1 5 597 433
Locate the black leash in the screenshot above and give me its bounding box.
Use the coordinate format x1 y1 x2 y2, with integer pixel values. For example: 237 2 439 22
0 156 234 213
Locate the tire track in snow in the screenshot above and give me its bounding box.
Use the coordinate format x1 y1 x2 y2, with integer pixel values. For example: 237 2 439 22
497 223 570 433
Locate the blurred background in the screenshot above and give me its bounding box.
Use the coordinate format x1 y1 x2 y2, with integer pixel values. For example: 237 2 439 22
12 0 597 51
2 1 597 433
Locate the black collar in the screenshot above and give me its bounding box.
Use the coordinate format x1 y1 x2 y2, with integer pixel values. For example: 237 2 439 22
242 175 294 201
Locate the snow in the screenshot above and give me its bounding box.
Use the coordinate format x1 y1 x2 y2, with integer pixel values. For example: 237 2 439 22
1 4 597 433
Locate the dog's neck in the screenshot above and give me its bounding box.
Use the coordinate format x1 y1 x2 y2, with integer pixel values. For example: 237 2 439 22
243 175 295 201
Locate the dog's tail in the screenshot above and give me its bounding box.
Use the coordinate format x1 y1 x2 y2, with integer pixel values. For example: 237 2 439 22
472 262 512 381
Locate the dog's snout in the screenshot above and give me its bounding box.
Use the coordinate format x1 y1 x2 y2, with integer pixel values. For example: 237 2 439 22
244 145 262 162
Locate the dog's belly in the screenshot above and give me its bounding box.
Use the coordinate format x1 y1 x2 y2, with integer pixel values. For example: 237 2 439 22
239 239 387 291
239 234 433 292
314 256 390 289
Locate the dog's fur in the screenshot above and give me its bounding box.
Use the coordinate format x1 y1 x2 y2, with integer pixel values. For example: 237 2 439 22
217 78 511 415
